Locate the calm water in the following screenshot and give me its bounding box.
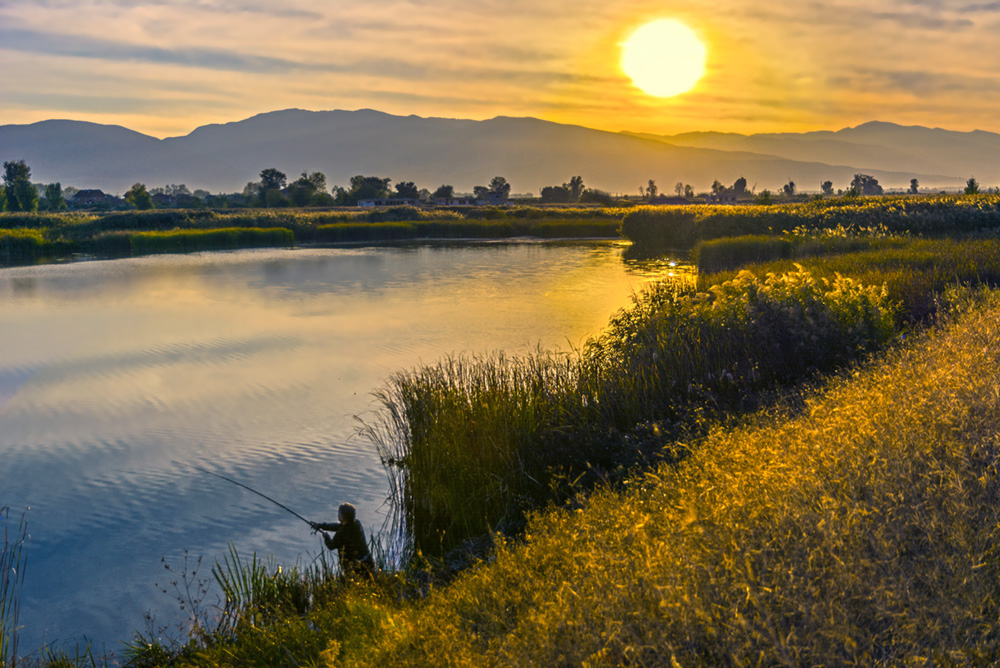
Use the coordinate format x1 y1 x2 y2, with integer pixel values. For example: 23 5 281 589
0 241 682 656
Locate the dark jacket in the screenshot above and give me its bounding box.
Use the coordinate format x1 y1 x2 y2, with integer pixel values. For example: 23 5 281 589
315 520 374 569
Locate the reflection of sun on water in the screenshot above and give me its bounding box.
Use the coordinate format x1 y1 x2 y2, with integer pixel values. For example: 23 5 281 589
621 19 707 98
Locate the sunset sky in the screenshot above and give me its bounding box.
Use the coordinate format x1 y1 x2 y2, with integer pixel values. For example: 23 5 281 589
2 0 999 138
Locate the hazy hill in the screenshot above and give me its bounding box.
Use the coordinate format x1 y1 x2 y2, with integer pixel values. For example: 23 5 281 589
0 110 974 195
630 121 1000 187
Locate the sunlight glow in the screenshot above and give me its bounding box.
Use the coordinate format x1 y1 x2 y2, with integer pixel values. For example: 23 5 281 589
621 19 707 98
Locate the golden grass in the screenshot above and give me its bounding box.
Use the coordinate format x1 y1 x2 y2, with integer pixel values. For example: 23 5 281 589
347 290 1000 667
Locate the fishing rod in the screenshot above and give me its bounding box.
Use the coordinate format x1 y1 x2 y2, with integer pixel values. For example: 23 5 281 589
191 465 317 529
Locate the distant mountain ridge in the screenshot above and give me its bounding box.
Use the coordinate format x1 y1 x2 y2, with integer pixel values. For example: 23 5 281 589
0 109 987 195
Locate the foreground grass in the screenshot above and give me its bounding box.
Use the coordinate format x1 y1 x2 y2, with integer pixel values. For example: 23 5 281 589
128 288 1000 667
371 291 1000 667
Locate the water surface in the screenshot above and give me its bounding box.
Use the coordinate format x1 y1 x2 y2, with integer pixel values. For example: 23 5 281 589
0 241 681 655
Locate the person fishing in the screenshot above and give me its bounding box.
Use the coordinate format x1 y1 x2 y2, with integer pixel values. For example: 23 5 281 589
310 503 376 578
192 467 375 578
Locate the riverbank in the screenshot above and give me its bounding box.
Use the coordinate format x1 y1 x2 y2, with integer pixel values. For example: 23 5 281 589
10 226 1000 665
0 207 625 266
115 285 1000 667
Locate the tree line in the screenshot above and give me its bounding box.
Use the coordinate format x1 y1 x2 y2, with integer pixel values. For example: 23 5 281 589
0 158 992 213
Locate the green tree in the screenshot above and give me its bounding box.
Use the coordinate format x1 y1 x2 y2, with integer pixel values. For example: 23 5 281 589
756 189 772 205
287 172 326 207
125 183 154 210
432 185 454 201
909 178 919 195
565 175 585 201
821 180 835 196
395 181 420 199
473 185 490 201
965 177 980 195
3 160 38 212
343 175 392 204
44 183 66 210
540 185 572 203
489 176 511 201
850 174 883 196
258 168 287 207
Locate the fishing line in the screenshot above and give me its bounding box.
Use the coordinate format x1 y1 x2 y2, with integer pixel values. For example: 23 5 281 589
191 465 316 528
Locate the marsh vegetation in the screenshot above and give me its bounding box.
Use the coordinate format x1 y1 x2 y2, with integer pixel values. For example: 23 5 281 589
9 196 1000 666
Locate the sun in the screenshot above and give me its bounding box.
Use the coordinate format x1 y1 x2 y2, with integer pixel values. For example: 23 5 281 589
621 19 707 98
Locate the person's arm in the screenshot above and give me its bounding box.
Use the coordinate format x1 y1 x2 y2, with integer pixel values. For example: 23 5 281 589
311 521 342 531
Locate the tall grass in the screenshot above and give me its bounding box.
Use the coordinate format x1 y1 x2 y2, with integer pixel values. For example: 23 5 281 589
128 227 294 255
357 288 1000 667
0 229 49 264
693 228 910 273
622 194 1000 250
151 289 1000 667
1 506 28 668
366 266 897 556
701 238 1000 323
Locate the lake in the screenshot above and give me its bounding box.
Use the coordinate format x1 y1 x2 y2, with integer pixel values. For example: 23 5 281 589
0 240 685 657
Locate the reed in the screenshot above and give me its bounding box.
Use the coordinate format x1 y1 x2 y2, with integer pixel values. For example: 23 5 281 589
692 230 910 273
359 289 1000 667
0 507 28 668
367 266 897 556
622 194 1000 250
701 238 1000 322
0 229 48 263
128 227 294 255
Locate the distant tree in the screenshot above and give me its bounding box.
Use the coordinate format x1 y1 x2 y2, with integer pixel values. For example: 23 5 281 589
645 179 658 199
431 184 454 201
565 175 585 202
473 185 490 201
684 184 694 198
675 182 684 197
259 169 287 192
756 189 772 205
489 176 511 201
540 185 572 203
0 186 6 211
347 175 392 203
287 171 328 207
821 180 835 196
909 178 920 195
257 168 288 207
395 181 420 199
850 174 883 196
711 179 725 195
782 180 796 197
580 188 615 205
732 176 748 195
265 188 288 208
44 182 66 210
965 177 980 195
3 160 38 212
125 183 154 210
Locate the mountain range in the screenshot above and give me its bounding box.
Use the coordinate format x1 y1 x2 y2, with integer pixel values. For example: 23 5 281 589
0 109 993 196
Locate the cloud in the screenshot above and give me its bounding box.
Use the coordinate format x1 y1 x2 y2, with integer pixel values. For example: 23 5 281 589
829 68 1000 96
958 1 1000 11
